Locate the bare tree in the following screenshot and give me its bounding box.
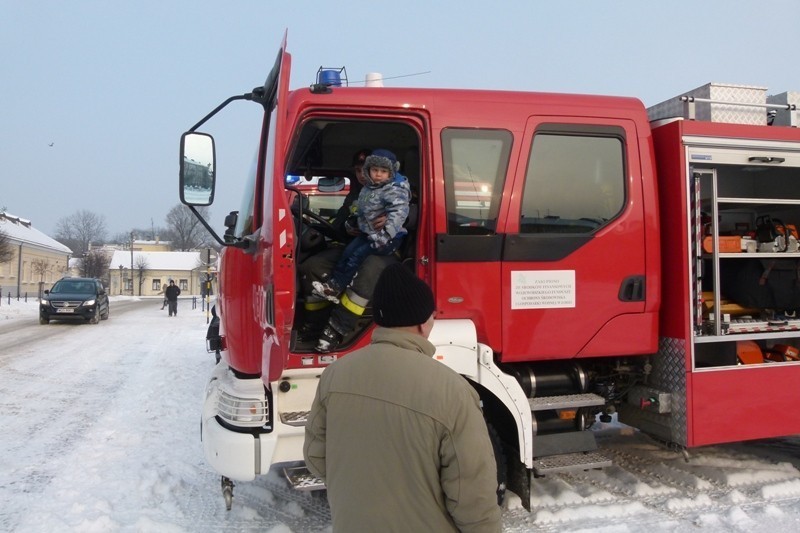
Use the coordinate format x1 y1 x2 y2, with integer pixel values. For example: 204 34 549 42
31 258 51 281
165 204 210 251
0 228 13 264
31 258 52 297
55 210 108 256
135 255 149 296
81 250 110 279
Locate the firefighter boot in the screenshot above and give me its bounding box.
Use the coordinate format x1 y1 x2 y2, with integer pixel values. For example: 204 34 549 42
315 325 343 353
297 302 333 343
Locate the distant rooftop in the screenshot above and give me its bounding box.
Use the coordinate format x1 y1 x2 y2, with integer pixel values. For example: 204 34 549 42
0 212 72 254
109 250 203 271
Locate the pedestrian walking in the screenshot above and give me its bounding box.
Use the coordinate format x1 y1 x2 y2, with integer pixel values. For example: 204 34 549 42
165 280 181 317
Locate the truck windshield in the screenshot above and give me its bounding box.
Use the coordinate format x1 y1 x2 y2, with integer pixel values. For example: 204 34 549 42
234 151 259 239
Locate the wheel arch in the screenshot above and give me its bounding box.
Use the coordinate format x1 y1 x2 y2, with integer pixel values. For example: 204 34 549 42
429 319 533 467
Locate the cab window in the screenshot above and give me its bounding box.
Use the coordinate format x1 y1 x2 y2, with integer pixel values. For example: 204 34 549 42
442 128 512 235
521 126 625 233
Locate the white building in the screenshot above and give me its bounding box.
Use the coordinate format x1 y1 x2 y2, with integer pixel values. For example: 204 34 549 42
0 212 72 298
109 250 211 296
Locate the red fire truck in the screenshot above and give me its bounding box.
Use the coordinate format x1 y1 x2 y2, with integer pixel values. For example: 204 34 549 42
179 35 800 510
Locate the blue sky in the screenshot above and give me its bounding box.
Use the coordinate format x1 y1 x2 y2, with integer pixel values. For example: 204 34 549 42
2 0 798 239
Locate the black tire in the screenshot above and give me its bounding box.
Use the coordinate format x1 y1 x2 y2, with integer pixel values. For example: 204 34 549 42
101 305 109 320
89 307 100 324
486 422 507 506
39 315 49 325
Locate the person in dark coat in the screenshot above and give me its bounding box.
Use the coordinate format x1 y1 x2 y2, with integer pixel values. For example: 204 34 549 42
165 280 181 317
304 264 502 532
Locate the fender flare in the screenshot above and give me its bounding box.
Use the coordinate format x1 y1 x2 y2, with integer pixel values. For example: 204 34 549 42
429 319 533 467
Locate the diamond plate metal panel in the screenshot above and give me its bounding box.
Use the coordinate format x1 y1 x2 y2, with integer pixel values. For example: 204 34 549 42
620 337 688 446
648 82 767 125
532 451 612 475
651 337 688 446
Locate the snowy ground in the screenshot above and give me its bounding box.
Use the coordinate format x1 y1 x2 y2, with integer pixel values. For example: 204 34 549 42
2 296 800 532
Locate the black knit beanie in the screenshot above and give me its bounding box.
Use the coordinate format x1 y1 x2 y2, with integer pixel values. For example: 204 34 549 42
372 263 435 327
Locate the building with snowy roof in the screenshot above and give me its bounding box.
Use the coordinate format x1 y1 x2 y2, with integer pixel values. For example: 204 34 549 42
108 250 213 296
0 212 72 298
132 238 172 252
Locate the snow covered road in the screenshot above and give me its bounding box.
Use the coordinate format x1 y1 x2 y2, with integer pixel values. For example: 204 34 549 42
2 297 800 532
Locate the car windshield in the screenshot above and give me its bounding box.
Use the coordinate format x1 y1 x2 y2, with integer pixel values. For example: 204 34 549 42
51 281 94 294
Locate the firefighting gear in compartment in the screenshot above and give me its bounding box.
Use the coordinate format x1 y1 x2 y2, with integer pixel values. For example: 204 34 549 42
720 258 800 317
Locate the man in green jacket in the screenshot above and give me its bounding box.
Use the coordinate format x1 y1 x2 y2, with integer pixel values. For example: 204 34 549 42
303 263 502 532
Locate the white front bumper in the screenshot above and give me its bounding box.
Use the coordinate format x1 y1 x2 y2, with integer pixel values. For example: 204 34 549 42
201 365 320 481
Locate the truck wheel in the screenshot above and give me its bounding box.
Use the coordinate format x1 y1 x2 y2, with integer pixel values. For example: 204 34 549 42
487 422 507 506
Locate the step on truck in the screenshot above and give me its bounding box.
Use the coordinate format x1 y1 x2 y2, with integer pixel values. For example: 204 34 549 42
179 33 800 511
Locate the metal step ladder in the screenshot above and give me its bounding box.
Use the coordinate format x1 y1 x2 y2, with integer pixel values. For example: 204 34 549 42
280 411 310 427
529 392 605 411
284 466 326 491
279 411 324 490
528 392 613 475
533 451 612 475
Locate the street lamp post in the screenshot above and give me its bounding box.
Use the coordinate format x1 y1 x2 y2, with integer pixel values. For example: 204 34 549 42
130 232 135 295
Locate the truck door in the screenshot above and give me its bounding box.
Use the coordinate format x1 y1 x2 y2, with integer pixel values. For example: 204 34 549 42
262 34 295 382
500 118 656 362
214 37 291 380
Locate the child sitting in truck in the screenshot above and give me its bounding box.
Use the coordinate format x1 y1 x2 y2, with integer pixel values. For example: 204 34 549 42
312 149 411 304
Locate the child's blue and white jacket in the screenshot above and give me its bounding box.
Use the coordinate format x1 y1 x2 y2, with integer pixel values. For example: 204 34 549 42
356 173 411 248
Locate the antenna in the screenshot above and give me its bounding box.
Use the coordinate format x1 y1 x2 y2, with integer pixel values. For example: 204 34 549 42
350 71 432 86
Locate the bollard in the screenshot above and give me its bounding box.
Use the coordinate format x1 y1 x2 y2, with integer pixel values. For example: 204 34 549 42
7 291 10 305
24 292 28 303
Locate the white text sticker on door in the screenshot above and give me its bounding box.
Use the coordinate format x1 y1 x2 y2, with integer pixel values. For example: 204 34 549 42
511 270 575 310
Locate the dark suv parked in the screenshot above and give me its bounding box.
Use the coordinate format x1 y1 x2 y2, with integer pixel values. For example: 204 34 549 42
40 277 110 325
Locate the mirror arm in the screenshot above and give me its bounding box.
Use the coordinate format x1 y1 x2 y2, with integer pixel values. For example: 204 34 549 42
188 205 227 247
189 88 265 132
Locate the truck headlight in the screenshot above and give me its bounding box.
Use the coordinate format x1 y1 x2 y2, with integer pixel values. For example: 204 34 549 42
217 390 268 427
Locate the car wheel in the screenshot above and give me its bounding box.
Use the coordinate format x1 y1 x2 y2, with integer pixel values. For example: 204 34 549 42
89 307 100 324
101 305 109 320
39 315 49 325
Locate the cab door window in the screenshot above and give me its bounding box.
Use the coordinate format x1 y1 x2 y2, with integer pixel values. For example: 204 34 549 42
442 128 512 235
521 126 625 234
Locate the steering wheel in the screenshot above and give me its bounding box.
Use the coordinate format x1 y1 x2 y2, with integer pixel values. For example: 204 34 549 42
288 187 339 239
303 205 336 232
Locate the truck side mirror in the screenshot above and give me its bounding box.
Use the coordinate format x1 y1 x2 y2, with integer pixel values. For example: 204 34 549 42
180 132 216 206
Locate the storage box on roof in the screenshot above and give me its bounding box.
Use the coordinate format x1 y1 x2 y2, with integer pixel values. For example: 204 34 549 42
766 91 800 126
647 82 768 125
